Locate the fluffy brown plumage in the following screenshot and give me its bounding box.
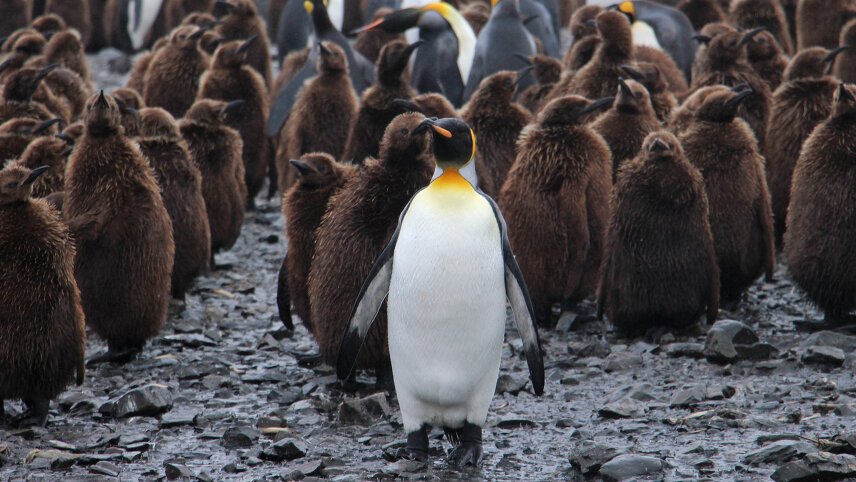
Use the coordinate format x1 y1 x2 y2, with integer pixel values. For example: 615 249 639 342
215 0 272 86
598 132 719 334
566 11 633 100
43 30 92 90
12 135 72 197
45 0 91 46
0 0 31 38
634 45 689 94
745 30 788 92
834 19 856 83
730 0 793 54
143 26 210 118
679 87 775 303
620 62 677 123
592 78 660 178
784 83 856 322
343 40 418 166
279 41 357 192
138 107 211 299
198 37 270 207
796 0 856 51
0 164 85 425
767 48 840 244
308 113 432 379
0 66 59 124
0 117 59 165
499 95 611 325
63 91 174 358
111 87 145 137
677 0 725 31
125 37 167 94
279 152 355 333
517 54 562 114
460 70 531 197
179 99 246 256
354 8 406 62
165 0 214 31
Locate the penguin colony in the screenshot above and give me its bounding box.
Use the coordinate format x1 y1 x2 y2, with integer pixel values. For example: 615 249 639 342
1 0 856 472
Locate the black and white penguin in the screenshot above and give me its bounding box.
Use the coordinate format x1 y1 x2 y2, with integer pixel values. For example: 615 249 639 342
337 117 544 468
275 0 345 62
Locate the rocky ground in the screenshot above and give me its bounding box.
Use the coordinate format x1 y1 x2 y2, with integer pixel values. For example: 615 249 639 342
2 51 856 481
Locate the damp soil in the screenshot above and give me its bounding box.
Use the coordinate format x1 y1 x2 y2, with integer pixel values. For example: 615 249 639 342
1 51 855 482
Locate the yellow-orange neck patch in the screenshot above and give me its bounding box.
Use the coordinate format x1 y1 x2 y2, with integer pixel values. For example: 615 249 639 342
430 168 474 192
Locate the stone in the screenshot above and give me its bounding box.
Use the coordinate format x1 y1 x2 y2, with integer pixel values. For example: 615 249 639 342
90 461 121 477
109 384 173 418
262 438 308 462
603 352 643 372
670 384 736 407
772 452 856 482
164 459 195 479
495 374 529 395
598 398 646 419
743 440 819 466
599 454 664 481
704 320 774 363
569 441 624 475
800 331 856 352
337 393 392 426
665 343 706 359
221 427 259 449
801 346 846 367
568 339 611 358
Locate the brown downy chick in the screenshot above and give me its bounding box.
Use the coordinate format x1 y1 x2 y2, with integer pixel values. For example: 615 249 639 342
182 12 218 27
689 22 732 81
45 0 91 46
12 135 73 197
0 33 47 82
342 40 419 166
461 1 490 34
143 25 210 118
766 47 843 244
166 0 215 31
2 29 41 54
679 87 775 305
43 30 92 89
125 37 168 94
279 152 355 333
499 95 612 325
598 132 719 335
60 121 84 141
784 83 856 323
677 0 725 31
796 0 856 51
198 30 224 55
834 19 856 83
179 99 246 257
111 87 144 137
137 107 211 299
621 62 677 123
308 113 433 384
198 36 270 207
0 65 59 124
562 5 602 71
30 14 66 35
460 70 532 197
0 164 85 427
730 0 793 54
634 45 689 94
215 0 272 86
0 117 59 165
745 30 788 91
592 77 660 178
410 92 457 118
63 91 175 364
517 54 562 114
690 26 772 148
280 41 357 182
668 84 724 135
354 7 406 62
272 47 309 96
566 11 634 101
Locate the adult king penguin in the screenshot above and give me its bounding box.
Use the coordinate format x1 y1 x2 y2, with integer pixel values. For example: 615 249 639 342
337 117 545 468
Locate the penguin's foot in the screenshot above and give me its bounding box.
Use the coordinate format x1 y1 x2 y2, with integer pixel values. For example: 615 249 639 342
86 346 141 366
10 399 49 428
445 423 483 469
375 361 395 393
396 425 429 462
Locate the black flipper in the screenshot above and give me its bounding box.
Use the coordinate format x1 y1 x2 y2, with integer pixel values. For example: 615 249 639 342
335 198 417 380
478 192 545 396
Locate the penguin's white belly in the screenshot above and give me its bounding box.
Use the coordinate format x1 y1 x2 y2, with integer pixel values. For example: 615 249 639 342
632 21 662 50
128 0 164 51
388 190 506 432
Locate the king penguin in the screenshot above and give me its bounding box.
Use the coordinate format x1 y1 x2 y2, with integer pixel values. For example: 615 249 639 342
337 117 545 468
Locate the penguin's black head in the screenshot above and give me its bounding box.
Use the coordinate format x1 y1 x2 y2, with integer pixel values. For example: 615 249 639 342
784 46 847 81
350 7 422 35
3 64 56 102
615 77 652 114
290 152 341 189
415 117 474 170
643 131 682 163
0 164 48 205
540 95 613 127
695 85 752 123
833 83 856 120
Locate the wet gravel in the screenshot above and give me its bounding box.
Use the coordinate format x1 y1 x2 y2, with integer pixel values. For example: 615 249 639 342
2 51 856 481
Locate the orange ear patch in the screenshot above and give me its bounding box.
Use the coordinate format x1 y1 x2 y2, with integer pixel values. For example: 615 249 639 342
431 124 453 138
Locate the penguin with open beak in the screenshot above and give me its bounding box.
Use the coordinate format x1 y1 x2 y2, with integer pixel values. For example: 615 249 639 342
337 116 545 468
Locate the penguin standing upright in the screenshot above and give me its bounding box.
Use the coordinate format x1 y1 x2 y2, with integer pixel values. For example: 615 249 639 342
337 116 544 468
744 30 788 92
12 135 73 198
215 0 272 87
785 83 856 324
143 25 210 118
621 62 677 123
0 164 85 427
796 0 856 51
460 70 531 197
499 95 612 325
835 19 856 83
676 0 724 31
678 87 775 305
45 0 91 46
730 0 793 55
564 11 633 101
463 0 535 102
767 48 844 244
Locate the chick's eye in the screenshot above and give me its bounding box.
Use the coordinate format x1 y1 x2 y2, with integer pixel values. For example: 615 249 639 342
399 128 408 135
